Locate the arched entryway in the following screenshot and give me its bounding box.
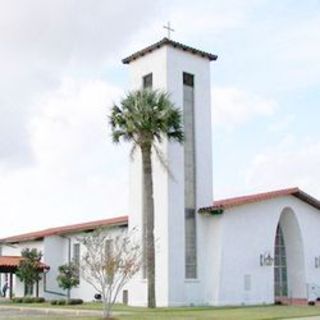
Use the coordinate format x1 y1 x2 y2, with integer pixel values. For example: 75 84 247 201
274 208 306 302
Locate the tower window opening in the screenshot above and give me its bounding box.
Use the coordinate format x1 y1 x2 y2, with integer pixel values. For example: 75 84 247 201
143 73 153 89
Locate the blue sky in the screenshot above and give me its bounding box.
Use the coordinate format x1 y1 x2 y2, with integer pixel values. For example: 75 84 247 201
0 0 319 236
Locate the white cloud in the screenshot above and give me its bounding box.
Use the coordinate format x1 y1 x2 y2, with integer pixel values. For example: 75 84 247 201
213 87 277 130
235 8 320 91
244 137 320 197
0 0 158 168
30 78 122 170
123 0 263 54
268 114 296 133
0 78 130 237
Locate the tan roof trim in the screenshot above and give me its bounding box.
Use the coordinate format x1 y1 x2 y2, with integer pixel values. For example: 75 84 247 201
199 187 320 213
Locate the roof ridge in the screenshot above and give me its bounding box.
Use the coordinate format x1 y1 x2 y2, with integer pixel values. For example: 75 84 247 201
0 215 128 243
213 187 300 205
122 37 218 64
199 187 320 213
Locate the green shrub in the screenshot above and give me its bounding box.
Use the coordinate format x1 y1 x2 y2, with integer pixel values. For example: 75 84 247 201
57 299 66 305
67 298 83 305
13 297 45 303
22 297 34 303
50 300 58 305
34 297 45 303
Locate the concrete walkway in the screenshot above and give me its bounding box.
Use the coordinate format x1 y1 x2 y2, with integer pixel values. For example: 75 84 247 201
0 304 103 316
285 317 320 320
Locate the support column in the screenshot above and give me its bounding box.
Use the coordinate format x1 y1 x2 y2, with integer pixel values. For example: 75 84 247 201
36 279 39 297
9 273 13 300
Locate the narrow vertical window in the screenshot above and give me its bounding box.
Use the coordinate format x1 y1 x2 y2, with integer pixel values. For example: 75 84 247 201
142 73 152 89
274 225 288 297
73 243 80 281
183 72 197 279
105 239 114 284
105 239 113 259
24 283 33 296
244 274 251 291
122 289 129 305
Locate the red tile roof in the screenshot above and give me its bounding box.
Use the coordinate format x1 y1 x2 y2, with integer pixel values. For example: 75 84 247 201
122 37 218 64
1 216 128 244
0 256 49 272
199 187 320 213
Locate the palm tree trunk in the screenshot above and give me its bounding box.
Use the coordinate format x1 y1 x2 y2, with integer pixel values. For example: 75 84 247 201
141 145 156 308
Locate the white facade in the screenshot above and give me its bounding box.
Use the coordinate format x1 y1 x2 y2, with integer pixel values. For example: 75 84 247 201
0 225 128 302
1 39 320 307
125 39 320 306
204 197 320 305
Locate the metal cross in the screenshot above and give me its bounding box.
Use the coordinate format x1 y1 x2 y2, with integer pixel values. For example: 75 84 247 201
163 22 175 39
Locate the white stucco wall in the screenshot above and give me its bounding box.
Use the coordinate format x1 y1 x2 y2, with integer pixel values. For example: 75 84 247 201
1 195 320 305
214 195 320 306
1 226 128 302
43 235 68 299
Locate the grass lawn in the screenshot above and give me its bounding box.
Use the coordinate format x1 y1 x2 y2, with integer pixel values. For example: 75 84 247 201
119 305 320 320
2 302 320 320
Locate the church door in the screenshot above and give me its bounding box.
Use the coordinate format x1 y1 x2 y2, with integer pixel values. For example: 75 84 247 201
274 224 288 299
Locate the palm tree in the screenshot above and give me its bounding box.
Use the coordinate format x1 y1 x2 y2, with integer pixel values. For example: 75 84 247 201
109 89 184 308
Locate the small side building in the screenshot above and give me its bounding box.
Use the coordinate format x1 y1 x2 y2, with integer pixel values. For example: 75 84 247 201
0 216 128 301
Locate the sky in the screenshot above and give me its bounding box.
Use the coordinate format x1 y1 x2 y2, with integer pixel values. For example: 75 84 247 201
0 0 319 237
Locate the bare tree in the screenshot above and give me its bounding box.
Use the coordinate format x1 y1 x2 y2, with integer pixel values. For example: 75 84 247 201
79 228 141 319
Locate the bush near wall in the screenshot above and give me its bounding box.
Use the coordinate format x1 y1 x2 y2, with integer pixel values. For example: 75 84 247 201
67 298 84 305
12 297 46 303
50 298 83 305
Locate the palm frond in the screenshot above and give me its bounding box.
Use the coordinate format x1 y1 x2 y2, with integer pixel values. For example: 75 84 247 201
109 88 184 150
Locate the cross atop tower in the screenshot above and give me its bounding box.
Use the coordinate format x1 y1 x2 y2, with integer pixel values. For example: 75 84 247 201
163 21 175 39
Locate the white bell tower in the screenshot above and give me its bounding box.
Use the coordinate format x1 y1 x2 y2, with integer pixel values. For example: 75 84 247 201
123 38 217 306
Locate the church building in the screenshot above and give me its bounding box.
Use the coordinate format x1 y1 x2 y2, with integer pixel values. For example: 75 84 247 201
1 38 320 307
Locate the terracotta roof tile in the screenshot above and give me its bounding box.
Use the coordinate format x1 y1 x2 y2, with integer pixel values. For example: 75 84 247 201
122 37 218 64
0 256 49 271
1 216 128 244
199 187 320 213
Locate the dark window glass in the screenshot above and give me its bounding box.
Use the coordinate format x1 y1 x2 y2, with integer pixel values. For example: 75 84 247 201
183 72 197 279
274 225 288 297
73 243 80 281
24 283 33 296
105 239 113 259
183 72 194 87
143 73 153 89
122 290 129 305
